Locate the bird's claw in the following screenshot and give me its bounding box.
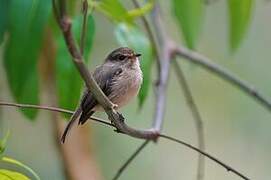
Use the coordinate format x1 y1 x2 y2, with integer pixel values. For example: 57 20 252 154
117 112 125 122
112 103 118 110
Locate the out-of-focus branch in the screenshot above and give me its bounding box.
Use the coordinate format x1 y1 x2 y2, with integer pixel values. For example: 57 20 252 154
173 46 271 111
0 101 111 127
173 60 205 180
159 134 250 180
80 0 88 54
131 0 160 72
53 0 159 140
0 101 250 180
151 4 173 132
112 140 150 180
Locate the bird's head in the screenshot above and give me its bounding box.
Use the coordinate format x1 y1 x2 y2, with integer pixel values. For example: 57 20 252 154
105 47 141 67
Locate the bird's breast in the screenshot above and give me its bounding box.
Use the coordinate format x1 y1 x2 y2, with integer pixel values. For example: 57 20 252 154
109 68 142 108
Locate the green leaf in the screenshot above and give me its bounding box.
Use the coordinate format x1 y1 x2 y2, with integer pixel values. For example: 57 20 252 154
91 0 130 22
55 15 95 114
126 0 154 19
0 169 30 180
115 23 153 107
91 0 153 23
0 130 10 155
172 0 204 49
3 0 51 119
1 157 40 180
228 0 254 52
0 0 9 44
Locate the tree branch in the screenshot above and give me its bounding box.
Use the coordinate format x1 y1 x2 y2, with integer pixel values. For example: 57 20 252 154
80 0 88 55
112 140 150 180
131 0 160 72
0 101 250 180
0 101 112 127
173 60 205 180
159 134 250 180
173 46 271 112
150 4 173 132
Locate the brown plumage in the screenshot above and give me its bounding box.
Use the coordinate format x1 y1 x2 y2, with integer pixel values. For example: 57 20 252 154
61 47 143 143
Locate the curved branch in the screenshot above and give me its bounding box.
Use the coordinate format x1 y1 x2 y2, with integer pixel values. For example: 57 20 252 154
173 60 205 180
173 46 271 112
0 102 112 127
159 134 250 180
0 101 250 180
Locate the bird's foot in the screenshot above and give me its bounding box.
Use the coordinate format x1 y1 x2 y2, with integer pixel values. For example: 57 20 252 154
117 112 125 122
112 103 118 110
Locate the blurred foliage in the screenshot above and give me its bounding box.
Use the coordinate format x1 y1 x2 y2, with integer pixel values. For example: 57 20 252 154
90 0 154 24
0 132 40 180
0 130 9 155
55 15 95 115
0 0 256 119
0 0 9 44
115 23 153 107
172 0 204 49
3 0 51 119
0 169 30 180
228 0 254 52
1 157 40 180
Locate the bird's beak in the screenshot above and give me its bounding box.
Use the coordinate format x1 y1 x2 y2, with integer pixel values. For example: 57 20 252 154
130 53 141 63
135 53 141 57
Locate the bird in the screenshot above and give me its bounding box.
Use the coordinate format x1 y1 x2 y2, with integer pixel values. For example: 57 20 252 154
61 47 143 143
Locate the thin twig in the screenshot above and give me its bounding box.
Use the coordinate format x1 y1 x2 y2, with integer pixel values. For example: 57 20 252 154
159 134 250 180
0 101 112 127
173 60 205 180
80 0 88 55
173 46 271 112
0 101 251 180
131 0 160 73
112 140 150 180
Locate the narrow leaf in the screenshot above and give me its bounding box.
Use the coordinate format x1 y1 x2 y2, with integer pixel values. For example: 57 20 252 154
172 0 204 49
115 23 153 107
1 157 40 180
3 0 51 119
55 15 95 114
0 130 10 155
93 0 130 22
228 0 254 51
0 169 29 180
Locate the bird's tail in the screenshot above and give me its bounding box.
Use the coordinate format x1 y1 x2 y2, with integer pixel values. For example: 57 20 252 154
61 107 82 143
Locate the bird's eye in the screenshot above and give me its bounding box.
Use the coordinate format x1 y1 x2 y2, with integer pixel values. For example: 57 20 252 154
118 55 126 61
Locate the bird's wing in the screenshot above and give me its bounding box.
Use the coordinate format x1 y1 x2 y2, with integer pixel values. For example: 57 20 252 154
79 64 122 125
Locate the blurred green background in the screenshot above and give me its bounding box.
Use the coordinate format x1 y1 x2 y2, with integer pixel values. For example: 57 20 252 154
1 0 271 180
